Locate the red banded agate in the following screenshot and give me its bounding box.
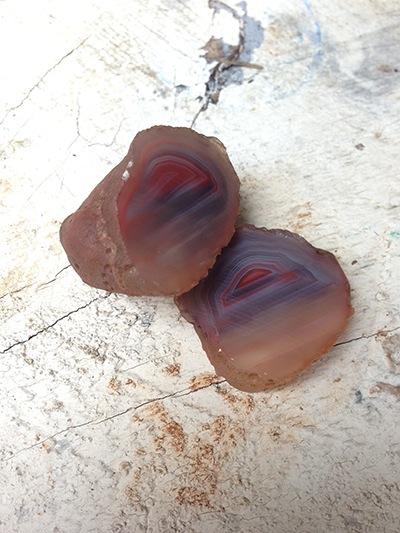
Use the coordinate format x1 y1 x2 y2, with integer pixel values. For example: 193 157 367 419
60 126 240 296
175 225 353 392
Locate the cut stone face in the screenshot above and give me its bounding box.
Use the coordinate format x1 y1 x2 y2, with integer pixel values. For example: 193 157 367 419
175 224 353 392
60 126 240 296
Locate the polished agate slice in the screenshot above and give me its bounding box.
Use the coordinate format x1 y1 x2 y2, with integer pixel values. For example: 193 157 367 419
60 126 240 296
175 225 353 392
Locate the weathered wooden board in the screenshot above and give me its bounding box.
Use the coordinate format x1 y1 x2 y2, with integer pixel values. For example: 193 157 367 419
1 0 400 531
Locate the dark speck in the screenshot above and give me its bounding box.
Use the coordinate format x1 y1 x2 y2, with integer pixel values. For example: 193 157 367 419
175 84 187 94
355 390 363 403
355 143 365 151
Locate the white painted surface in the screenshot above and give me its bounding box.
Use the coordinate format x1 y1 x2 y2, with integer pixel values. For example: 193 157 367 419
1 1 400 531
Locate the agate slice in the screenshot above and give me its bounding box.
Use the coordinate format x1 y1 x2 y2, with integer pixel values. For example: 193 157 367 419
175 225 353 392
60 126 240 296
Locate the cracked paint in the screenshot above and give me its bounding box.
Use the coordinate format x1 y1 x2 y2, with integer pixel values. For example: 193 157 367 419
0 37 89 127
1 0 400 531
0 296 108 354
2 380 225 463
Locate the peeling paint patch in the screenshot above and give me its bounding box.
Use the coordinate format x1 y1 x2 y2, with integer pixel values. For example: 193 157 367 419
376 382 400 400
192 0 264 126
377 331 400 369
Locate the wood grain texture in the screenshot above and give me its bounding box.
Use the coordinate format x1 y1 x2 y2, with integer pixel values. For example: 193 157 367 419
1 0 399 531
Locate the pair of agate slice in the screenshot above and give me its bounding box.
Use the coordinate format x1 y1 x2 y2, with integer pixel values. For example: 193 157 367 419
60 126 353 392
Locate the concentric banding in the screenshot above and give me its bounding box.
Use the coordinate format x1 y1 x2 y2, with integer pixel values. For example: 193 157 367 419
116 127 240 294
176 225 353 392
117 150 227 257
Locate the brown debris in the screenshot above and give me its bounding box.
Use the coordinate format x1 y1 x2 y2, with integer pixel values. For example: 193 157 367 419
189 371 221 391
128 403 246 510
135 402 187 454
162 363 181 377
216 384 255 413
107 376 121 392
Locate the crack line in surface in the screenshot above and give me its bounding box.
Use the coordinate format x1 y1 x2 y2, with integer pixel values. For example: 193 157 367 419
334 325 400 347
37 265 71 290
2 379 224 462
0 295 107 354
0 282 37 301
0 36 90 127
0 266 71 300
75 95 125 147
6 321 397 459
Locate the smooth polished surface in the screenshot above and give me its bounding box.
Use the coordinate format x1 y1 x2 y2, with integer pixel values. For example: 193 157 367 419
176 225 353 392
60 126 240 296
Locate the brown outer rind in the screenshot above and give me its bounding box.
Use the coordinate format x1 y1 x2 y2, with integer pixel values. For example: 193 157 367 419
60 153 146 294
